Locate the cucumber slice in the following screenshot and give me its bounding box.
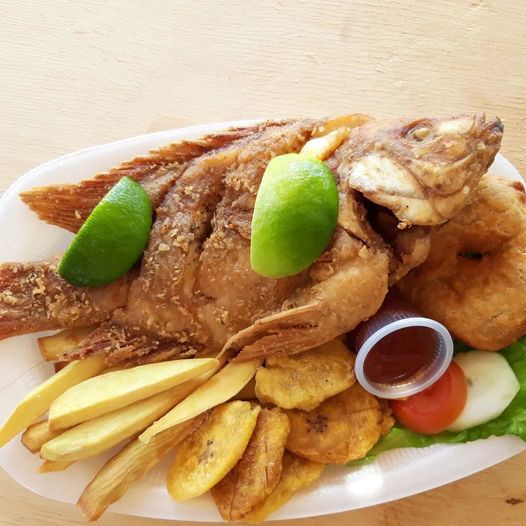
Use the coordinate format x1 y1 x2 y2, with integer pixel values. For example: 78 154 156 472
447 351 519 432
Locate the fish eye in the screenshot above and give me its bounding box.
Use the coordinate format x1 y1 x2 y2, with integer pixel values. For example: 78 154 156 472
401 119 432 141
411 127 430 141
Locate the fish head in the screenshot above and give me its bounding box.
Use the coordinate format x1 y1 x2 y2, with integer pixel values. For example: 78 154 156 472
337 113 504 226
393 113 503 177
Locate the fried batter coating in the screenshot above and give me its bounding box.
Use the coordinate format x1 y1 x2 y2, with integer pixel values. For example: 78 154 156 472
285 383 384 464
399 175 526 350
379 401 396 436
255 339 356 411
211 408 290 520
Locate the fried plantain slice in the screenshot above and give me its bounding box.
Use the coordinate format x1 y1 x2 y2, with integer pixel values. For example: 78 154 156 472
243 451 324 523
211 408 291 520
166 401 260 500
285 383 383 464
255 339 356 411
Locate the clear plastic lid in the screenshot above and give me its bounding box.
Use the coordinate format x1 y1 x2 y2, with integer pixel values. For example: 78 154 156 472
353 295 454 399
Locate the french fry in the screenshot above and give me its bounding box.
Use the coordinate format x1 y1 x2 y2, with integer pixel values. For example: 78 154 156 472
38 326 97 361
77 414 207 522
41 378 203 462
0 356 106 447
312 113 372 137
49 358 218 430
38 460 73 473
300 127 351 160
21 420 62 453
139 359 260 444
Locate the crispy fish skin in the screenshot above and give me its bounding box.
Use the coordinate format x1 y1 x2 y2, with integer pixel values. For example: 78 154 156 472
255 339 356 411
20 124 286 233
398 175 526 350
223 228 390 362
0 259 131 340
386 225 431 284
65 121 316 365
211 408 290 521
321 160 431 286
364 203 432 285
285 383 385 464
188 122 317 347
64 319 199 366
337 113 503 226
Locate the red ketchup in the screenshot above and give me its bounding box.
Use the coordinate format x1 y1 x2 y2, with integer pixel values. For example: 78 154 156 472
352 292 453 398
362 325 437 385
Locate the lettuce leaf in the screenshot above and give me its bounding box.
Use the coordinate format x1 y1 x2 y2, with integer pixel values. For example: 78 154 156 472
351 337 526 465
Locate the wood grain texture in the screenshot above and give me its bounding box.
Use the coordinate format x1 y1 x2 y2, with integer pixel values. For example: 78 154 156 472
1 0 525 524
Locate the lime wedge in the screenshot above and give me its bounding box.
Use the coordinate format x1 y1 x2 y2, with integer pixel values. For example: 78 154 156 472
59 177 152 287
251 154 338 278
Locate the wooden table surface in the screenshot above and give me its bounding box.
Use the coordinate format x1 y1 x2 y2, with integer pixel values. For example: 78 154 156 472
1 1 526 525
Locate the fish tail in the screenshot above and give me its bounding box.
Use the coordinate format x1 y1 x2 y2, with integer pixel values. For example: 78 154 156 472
0 261 131 340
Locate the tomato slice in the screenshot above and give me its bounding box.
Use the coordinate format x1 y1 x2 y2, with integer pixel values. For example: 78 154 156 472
390 362 468 434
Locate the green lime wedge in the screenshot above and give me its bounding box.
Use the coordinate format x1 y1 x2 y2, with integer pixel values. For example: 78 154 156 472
59 176 152 287
251 153 339 278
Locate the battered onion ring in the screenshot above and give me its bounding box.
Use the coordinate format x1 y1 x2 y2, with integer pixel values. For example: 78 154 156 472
398 175 526 351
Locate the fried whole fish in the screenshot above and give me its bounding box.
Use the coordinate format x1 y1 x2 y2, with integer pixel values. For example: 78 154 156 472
398 175 526 350
1 114 503 366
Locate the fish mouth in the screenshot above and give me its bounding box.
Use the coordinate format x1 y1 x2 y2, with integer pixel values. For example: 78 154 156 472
481 116 504 141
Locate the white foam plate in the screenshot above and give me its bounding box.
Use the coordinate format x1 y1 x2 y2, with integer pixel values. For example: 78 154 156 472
0 120 524 522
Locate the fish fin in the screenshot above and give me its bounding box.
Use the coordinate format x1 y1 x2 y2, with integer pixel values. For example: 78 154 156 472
20 123 292 232
61 320 201 366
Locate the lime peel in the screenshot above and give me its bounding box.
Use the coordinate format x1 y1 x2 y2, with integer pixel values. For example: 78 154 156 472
250 153 339 278
59 176 152 287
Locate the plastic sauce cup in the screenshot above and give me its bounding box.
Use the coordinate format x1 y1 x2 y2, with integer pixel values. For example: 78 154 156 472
353 293 454 399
